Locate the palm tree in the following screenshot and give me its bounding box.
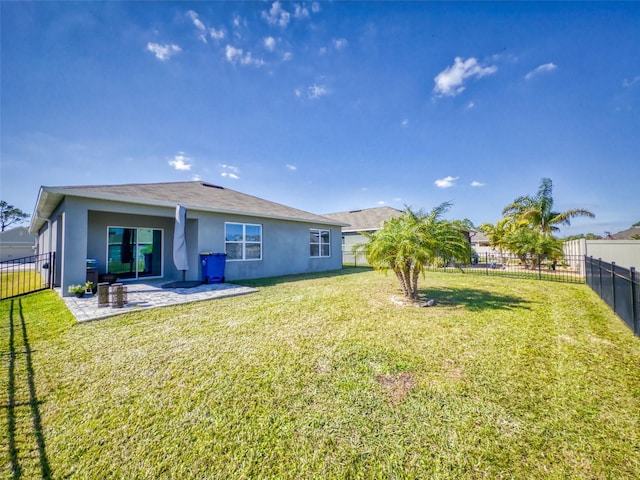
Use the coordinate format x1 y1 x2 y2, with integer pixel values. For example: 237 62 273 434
501 178 594 234
354 203 470 301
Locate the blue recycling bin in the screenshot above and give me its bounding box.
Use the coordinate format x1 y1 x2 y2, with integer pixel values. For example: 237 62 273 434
200 252 226 284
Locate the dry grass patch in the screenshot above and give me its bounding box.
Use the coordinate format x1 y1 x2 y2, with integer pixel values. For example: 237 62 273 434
375 372 416 406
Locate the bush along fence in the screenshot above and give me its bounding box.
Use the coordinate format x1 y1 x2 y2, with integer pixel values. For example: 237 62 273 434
345 250 586 284
0 252 55 300
585 256 639 338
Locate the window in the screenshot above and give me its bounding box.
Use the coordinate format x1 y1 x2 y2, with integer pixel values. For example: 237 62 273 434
225 223 262 261
310 228 330 257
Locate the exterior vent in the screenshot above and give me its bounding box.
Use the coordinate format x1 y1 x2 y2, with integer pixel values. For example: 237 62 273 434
201 182 224 189
349 209 362 213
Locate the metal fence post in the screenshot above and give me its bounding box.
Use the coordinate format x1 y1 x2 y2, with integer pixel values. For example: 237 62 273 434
598 258 602 296
611 262 616 315
631 267 639 337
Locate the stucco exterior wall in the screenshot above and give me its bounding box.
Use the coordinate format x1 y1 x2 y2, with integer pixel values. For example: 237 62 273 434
44 196 342 295
193 210 342 280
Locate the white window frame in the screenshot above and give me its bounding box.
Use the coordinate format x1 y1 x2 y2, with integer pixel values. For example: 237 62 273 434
225 222 262 261
310 228 331 258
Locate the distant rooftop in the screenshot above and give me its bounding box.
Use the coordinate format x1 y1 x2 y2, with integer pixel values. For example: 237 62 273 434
322 206 402 232
611 226 640 240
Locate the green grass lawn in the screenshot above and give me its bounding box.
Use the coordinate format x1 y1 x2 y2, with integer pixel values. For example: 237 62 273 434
2 268 640 479
0 270 47 300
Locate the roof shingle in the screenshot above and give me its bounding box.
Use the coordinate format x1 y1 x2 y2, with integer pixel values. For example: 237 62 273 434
322 206 402 232
32 181 344 232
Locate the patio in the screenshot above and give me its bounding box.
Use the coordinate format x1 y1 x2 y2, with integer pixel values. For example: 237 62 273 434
62 280 257 322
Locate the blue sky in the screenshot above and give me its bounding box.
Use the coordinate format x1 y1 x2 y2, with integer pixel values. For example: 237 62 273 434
1 1 638 236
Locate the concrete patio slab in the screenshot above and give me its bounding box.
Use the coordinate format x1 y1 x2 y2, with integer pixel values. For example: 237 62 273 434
62 281 257 322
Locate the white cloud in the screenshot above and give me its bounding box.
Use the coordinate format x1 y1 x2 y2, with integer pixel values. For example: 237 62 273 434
220 164 240 180
186 10 206 31
220 164 239 172
210 27 225 41
466 101 475 109
262 1 290 27
433 57 497 97
169 153 192 171
192 174 202 181
333 38 348 50
293 4 309 18
377 201 386 205
401 119 409 127
471 181 485 187
286 164 297 171
225 45 242 62
308 84 329 99
311 2 321 13
147 42 182 61
282 51 293 61
264 36 276 51
623 75 640 87
225 45 264 66
525 62 557 80
434 176 459 188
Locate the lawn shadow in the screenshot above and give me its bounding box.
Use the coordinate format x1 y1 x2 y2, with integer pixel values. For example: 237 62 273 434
419 286 531 312
4 298 51 479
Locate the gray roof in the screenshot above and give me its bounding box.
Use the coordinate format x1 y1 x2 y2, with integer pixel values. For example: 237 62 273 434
0 226 36 246
611 227 640 240
469 231 490 243
30 181 345 233
322 206 403 232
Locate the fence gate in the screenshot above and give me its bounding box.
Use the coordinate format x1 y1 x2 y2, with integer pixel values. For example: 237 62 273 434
0 252 56 300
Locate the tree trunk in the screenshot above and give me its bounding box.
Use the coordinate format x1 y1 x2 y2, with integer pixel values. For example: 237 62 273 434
409 266 420 300
393 268 410 298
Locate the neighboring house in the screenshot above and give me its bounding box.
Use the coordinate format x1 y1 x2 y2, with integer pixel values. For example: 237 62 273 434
322 207 403 264
0 226 36 262
30 181 346 296
611 226 640 240
468 231 492 256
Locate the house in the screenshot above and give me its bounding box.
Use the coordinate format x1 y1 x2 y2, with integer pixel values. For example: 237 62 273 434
0 226 36 262
468 231 492 256
611 226 640 240
322 207 403 264
30 181 346 296
324 206 477 265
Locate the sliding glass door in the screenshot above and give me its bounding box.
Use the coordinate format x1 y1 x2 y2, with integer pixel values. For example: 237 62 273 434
107 227 162 279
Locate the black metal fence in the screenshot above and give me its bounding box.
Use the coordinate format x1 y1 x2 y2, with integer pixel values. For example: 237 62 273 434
0 252 56 300
585 256 639 337
345 251 586 284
